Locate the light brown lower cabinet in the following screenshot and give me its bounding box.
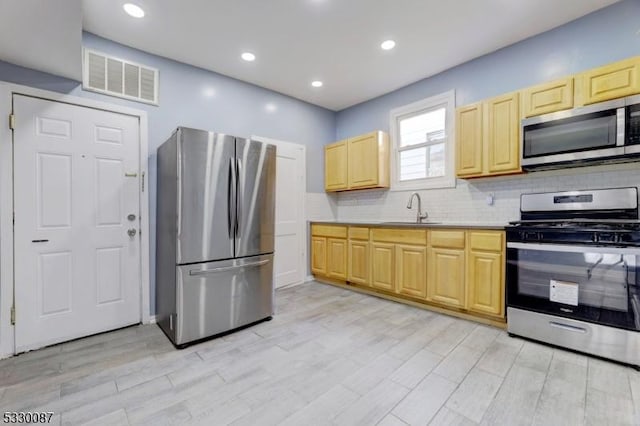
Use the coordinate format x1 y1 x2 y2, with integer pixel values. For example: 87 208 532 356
427 247 466 308
311 236 327 276
310 224 347 281
466 230 505 317
396 244 427 299
310 224 506 323
348 239 369 285
371 242 395 292
467 250 503 316
326 238 347 280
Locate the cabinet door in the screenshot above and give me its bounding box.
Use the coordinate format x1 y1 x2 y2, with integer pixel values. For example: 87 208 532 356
311 236 327 276
325 140 348 191
467 251 504 317
455 104 483 177
486 92 520 175
522 78 574 117
348 132 379 189
396 244 427 299
371 242 395 292
578 57 640 105
348 240 369 286
327 238 347 280
427 247 465 308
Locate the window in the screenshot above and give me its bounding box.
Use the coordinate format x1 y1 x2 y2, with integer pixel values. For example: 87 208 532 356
390 90 455 190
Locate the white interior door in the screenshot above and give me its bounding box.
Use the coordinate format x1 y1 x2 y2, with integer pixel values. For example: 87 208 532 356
253 136 306 289
13 94 141 352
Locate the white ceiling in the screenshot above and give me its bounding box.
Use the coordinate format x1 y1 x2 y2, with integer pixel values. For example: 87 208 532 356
0 0 82 81
82 0 619 111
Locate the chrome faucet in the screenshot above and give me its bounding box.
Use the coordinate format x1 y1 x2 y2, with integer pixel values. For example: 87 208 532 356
407 192 428 223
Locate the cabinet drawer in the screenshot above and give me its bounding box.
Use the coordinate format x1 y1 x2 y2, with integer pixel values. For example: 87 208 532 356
311 224 347 238
348 226 370 240
468 231 503 252
371 228 427 245
430 230 465 249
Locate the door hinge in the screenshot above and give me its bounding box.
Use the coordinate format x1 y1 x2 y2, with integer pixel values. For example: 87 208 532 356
12 211 15 226
141 171 145 192
10 305 15 325
9 114 15 130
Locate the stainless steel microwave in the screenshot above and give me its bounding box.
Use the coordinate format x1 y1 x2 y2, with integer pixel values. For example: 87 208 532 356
521 94 640 170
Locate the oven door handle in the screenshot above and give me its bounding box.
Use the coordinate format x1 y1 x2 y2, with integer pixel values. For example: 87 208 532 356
507 242 640 255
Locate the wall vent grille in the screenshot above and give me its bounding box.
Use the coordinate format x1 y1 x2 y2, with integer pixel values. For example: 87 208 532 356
83 49 159 105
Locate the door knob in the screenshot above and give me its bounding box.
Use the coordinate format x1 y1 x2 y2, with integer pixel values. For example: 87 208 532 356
127 214 136 221
127 228 137 237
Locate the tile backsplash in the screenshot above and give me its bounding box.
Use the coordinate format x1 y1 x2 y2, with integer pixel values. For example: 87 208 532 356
325 163 640 224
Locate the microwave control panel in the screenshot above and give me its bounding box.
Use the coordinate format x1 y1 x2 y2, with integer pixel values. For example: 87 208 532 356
628 104 640 145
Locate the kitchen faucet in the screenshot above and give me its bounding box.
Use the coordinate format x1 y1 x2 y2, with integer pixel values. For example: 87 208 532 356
407 192 428 223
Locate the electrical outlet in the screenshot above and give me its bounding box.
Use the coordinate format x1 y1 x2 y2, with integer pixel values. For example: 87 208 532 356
486 193 494 206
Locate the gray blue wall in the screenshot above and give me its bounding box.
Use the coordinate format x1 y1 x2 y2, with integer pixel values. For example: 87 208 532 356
0 32 336 313
336 0 640 139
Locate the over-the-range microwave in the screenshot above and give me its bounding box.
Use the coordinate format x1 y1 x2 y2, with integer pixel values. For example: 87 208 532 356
521 94 640 171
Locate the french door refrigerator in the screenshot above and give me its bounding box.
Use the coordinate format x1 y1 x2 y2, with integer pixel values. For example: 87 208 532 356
156 127 276 347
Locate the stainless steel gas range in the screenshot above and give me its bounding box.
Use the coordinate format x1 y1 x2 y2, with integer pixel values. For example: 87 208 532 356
506 187 640 366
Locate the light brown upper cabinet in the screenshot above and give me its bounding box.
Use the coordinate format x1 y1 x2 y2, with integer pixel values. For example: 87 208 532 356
455 103 483 176
324 140 348 191
521 77 574 118
324 131 389 192
575 56 640 106
455 92 521 178
486 92 521 174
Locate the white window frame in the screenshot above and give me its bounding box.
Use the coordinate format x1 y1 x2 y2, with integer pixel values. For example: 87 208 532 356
390 90 456 191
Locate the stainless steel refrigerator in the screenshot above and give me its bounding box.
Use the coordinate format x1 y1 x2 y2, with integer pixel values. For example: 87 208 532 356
156 127 276 347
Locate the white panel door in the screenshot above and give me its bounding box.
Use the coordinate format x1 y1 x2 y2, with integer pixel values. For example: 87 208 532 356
13 94 141 352
254 137 305 289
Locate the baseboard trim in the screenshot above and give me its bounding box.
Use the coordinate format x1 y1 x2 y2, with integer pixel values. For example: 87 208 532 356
305 275 314 282
147 315 157 324
276 281 305 290
313 278 507 329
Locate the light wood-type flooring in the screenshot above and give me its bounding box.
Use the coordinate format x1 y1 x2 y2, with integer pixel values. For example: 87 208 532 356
1 281 639 425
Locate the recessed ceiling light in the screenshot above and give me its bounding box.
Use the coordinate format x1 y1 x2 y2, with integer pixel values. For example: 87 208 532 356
311 80 323 88
381 40 396 50
123 3 145 18
241 52 256 62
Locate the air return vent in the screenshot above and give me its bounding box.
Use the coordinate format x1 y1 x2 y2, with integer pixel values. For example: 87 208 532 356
83 49 159 105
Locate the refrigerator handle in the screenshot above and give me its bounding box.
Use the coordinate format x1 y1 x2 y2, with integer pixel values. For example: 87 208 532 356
228 158 236 238
189 258 270 276
236 158 242 237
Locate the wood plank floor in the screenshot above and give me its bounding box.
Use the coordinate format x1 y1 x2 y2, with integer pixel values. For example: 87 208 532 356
1 281 639 425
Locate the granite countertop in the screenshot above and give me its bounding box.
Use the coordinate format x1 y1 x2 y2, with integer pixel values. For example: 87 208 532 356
309 220 507 230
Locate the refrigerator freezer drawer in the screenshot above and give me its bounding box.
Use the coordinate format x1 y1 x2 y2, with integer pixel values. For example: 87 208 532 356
174 254 274 345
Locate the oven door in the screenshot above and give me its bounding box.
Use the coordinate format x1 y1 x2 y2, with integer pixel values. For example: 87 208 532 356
507 242 640 331
521 100 625 168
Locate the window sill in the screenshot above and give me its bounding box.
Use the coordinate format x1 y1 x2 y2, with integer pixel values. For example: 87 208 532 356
391 176 456 191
